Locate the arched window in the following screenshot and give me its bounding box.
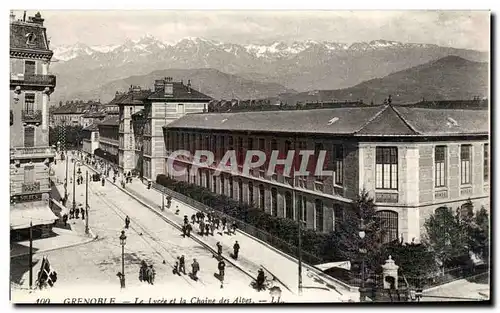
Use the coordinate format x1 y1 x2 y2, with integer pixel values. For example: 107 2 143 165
229 176 234 198
220 175 225 195
238 180 243 204
271 188 278 217
285 191 293 219
376 210 398 243
460 201 474 219
315 199 324 232
334 204 344 231
259 184 265 210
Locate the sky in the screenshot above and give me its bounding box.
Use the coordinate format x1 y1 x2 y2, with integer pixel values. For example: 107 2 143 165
13 10 490 51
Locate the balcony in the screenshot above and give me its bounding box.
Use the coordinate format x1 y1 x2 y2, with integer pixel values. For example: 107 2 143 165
22 182 40 194
22 110 42 124
11 146 55 159
11 74 56 88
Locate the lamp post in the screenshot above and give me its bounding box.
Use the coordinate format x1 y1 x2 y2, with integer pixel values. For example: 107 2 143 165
161 186 165 211
72 161 80 213
119 230 127 288
85 171 89 234
359 218 367 302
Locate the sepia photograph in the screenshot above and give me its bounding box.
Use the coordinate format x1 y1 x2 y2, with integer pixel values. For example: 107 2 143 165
8 7 490 304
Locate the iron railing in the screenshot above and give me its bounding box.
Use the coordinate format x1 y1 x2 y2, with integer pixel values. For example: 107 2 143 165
21 182 40 194
11 146 55 158
11 74 56 87
21 110 42 123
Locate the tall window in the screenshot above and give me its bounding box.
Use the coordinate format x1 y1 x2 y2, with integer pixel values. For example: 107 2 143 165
205 171 210 188
315 199 324 232
259 184 265 210
25 93 35 112
24 60 35 76
435 146 447 187
238 137 244 165
229 176 234 198
297 195 307 223
220 175 225 195
484 144 489 182
271 188 278 217
333 144 344 185
376 210 398 244
212 175 217 193
285 192 293 219
24 127 35 147
248 182 254 205
248 138 254 150
177 104 184 114
238 180 243 204
334 205 344 231
460 145 472 185
376 147 398 190
24 165 35 183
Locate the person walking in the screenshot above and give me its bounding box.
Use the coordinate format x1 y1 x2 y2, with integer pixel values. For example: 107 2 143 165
191 214 196 224
147 265 156 285
221 217 227 233
179 255 186 275
216 241 223 257
191 259 200 280
210 222 215 236
205 223 210 236
218 259 226 288
125 215 131 229
233 241 240 260
75 207 80 219
173 258 180 276
81 207 85 220
183 215 189 225
186 223 192 237
199 219 205 236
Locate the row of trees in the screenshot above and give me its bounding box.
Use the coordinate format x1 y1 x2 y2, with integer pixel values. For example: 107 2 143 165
48 126 84 150
157 174 489 286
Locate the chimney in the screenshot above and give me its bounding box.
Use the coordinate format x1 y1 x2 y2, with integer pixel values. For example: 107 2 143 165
10 11 15 22
154 79 165 92
187 79 191 93
23 11 26 22
32 12 44 26
165 78 173 96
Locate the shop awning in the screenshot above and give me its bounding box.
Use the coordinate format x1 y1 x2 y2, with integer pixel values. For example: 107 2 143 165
315 261 351 271
10 202 58 230
50 199 69 217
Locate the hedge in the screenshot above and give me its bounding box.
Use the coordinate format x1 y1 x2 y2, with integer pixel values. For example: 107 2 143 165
156 174 341 263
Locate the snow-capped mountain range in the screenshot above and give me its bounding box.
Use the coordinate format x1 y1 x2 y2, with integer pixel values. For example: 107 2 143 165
48 35 488 104
53 35 435 62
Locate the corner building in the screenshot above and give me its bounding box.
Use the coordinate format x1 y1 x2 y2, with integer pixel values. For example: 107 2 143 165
163 104 489 242
10 12 57 236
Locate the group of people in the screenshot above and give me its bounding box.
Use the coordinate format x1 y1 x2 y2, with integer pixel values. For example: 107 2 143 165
188 211 238 237
139 260 156 285
172 256 201 281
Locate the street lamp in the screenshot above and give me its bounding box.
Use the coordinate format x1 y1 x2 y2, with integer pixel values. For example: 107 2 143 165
359 218 367 302
119 230 127 288
72 161 80 214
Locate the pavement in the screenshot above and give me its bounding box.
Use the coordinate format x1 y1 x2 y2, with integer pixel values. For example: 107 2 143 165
82 156 357 302
421 274 490 302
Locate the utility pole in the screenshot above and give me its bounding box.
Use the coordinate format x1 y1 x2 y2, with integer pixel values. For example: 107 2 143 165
29 221 33 289
298 201 303 296
293 135 303 296
72 162 76 213
85 171 89 234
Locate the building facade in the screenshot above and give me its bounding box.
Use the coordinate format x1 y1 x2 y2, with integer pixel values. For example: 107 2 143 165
10 11 58 234
51 100 104 127
97 116 119 162
81 123 99 156
163 105 489 242
142 78 211 181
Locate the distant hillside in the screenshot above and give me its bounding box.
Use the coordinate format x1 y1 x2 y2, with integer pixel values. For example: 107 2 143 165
67 68 296 103
278 56 489 104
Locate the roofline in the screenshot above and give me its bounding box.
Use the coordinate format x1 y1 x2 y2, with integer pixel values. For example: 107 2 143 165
390 106 423 134
148 97 212 102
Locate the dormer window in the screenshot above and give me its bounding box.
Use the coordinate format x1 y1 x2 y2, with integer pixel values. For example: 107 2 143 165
26 33 36 45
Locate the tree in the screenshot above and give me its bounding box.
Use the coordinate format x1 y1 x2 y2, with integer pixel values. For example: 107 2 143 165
468 206 489 261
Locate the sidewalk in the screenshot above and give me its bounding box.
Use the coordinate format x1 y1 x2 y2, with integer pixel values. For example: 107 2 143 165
80 158 357 301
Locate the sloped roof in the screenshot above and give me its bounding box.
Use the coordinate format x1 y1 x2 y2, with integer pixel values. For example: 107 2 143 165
52 102 103 115
98 115 119 126
114 90 152 105
166 105 489 137
393 107 488 136
148 82 212 101
166 106 386 135
10 20 51 52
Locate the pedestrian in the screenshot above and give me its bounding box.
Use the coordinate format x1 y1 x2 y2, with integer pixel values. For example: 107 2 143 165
186 223 192 237
222 217 227 232
139 260 148 282
191 214 196 224
113 176 116 183
205 223 210 236
101 177 105 186
182 224 187 237
62 214 68 226
233 241 240 260
200 212 205 221
257 269 266 291
69 208 74 219
147 265 156 285
75 207 80 219
210 222 215 236
175 206 180 215
199 220 205 236
179 255 186 275
195 212 201 223
125 215 130 229
183 215 189 225
173 259 180 275
81 207 85 220
216 241 222 257
231 222 238 235
218 259 226 282
191 258 200 280
207 212 212 223
214 217 220 229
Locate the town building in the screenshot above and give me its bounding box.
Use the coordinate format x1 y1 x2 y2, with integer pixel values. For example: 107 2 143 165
10 11 58 237
142 78 211 180
51 100 103 127
162 104 489 242
81 123 99 156
96 115 119 164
